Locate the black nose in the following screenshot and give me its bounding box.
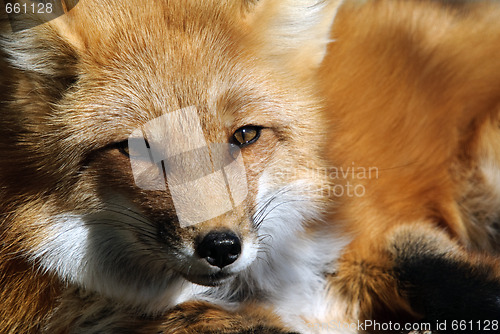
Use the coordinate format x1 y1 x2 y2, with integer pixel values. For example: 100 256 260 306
196 231 241 268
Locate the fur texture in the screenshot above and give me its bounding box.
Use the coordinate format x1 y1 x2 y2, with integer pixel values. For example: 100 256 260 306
2 0 500 333
0 0 344 333
321 0 500 328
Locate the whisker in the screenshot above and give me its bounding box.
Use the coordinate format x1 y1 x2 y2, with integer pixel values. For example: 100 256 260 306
255 198 310 230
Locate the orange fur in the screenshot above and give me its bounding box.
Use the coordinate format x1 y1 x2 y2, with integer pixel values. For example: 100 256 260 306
0 0 335 332
2 0 500 333
321 0 500 323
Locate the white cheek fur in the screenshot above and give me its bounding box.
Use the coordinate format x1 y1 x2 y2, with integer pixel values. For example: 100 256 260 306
252 172 350 331
29 167 349 329
30 199 260 314
31 212 187 314
33 214 89 283
202 170 350 332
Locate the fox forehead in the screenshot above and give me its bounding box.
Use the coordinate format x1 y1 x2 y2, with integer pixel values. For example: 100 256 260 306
59 0 246 49
49 4 280 133
62 60 295 150
1 0 326 185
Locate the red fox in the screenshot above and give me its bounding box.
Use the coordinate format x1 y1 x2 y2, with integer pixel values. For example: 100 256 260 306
0 0 344 332
1 0 500 333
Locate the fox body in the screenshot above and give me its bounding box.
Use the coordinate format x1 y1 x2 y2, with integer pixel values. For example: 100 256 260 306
0 0 346 332
323 0 500 326
2 0 500 333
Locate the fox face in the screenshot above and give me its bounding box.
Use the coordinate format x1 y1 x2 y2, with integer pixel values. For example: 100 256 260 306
0 0 344 320
8 1 500 333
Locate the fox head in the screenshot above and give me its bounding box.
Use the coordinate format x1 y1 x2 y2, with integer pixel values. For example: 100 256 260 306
0 0 343 312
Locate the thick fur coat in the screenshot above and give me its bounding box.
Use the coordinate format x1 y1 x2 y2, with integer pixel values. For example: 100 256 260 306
1 0 500 333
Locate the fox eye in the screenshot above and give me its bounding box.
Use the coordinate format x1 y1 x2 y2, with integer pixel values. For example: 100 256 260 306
233 126 262 147
116 140 130 157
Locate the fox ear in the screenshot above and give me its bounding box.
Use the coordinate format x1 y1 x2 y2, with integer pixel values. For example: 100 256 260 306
0 0 83 74
47 1 86 53
243 0 344 72
0 0 83 108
